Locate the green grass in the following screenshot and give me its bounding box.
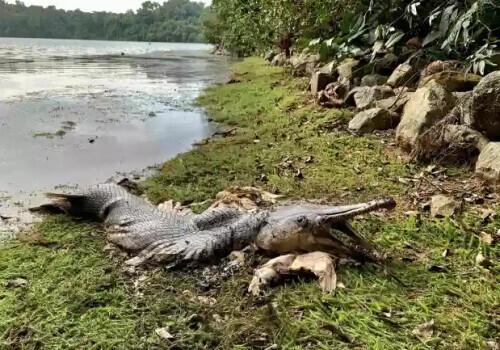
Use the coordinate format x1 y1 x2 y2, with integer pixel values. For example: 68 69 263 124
1 57 499 349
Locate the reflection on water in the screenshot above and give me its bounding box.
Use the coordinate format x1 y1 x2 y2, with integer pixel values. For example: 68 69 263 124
0 38 229 224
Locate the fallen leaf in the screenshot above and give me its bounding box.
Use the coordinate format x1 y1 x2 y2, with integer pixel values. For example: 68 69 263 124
264 345 279 350
475 252 486 265
5 278 28 288
411 319 434 339
213 314 224 323
480 209 496 222
475 252 492 268
428 265 448 273
155 327 174 341
480 232 493 246
486 340 499 350
228 251 246 265
197 296 217 306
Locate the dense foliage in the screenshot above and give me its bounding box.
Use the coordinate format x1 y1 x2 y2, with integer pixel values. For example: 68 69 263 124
203 0 499 72
0 0 205 42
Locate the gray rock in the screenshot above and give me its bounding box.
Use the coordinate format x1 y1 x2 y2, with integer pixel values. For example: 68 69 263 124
271 53 288 66
419 71 482 92
352 85 394 110
310 72 335 95
374 53 399 75
348 108 396 134
469 71 500 140
396 80 455 149
387 63 416 88
476 142 500 182
361 74 388 87
290 52 320 76
319 61 338 77
264 50 277 62
337 58 360 83
375 92 413 113
431 195 458 218
443 124 489 152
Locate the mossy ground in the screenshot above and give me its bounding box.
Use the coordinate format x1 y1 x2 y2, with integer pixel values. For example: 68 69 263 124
1 58 499 349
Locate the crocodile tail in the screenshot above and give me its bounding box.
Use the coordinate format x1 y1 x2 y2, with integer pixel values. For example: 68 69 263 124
30 193 85 215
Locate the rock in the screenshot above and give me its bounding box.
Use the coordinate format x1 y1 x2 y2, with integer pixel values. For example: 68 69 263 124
476 142 500 182
310 72 335 95
421 60 461 78
374 53 399 75
351 85 394 110
348 108 397 134
396 80 455 149
271 53 288 67
419 71 482 92
318 81 350 108
360 74 388 87
469 71 500 140
406 37 422 50
290 52 320 76
337 58 359 82
431 195 458 218
155 327 174 340
387 63 416 88
264 50 276 62
411 319 434 339
228 250 246 265
442 124 489 152
375 92 413 113
319 61 338 77
5 278 28 288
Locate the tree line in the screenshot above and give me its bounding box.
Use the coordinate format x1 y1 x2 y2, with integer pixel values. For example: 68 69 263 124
0 0 205 43
202 0 499 72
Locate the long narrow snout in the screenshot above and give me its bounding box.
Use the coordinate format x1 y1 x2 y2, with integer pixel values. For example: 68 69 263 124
316 197 396 224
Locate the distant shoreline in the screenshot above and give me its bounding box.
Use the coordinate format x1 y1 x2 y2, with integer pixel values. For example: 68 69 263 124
0 36 207 45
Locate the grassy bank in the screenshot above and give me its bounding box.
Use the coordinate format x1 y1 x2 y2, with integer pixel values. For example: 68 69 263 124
1 58 498 349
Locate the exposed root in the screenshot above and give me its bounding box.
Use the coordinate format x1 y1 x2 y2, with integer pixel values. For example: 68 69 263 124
412 109 488 165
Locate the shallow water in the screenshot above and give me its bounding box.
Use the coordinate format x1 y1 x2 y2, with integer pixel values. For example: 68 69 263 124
0 38 229 230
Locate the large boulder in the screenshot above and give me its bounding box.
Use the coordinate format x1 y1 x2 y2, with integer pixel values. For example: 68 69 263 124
419 71 482 92
396 80 455 149
310 72 335 95
337 58 360 83
373 53 399 75
361 74 388 87
468 71 500 140
348 108 397 134
350 85 395 110
421 60 461 78
271 53 288 66
264 50 277 62
319 61 338 77
375 92 413 114
290 52 320 76
476 142 500 182
387 63 416 88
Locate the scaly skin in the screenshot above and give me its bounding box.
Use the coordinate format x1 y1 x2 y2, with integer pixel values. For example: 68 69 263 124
44 184 396 266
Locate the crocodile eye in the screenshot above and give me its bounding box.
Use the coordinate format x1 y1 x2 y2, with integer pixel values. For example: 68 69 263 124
296 216 307 226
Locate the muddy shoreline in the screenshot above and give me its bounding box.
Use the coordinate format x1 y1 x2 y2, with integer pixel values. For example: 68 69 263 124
0 38 230 238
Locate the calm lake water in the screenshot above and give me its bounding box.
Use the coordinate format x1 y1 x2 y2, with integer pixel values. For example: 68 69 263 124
0 37 229 228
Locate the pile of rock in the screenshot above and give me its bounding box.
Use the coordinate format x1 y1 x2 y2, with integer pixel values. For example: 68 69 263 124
265 48 500 181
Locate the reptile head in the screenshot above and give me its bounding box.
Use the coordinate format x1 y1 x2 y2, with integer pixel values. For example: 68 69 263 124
255 198 396 257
